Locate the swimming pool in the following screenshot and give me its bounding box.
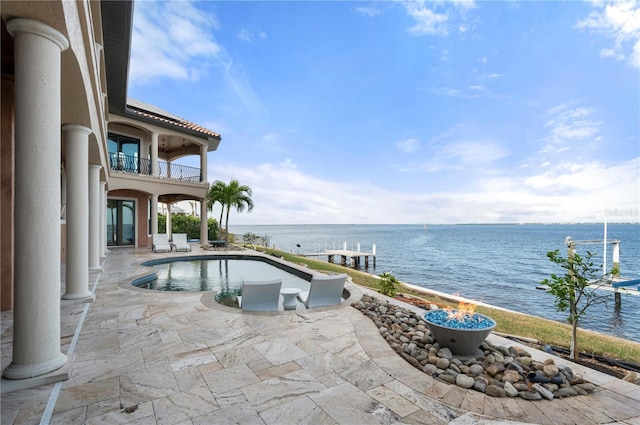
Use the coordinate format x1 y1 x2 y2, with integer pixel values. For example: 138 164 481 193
134 254 312 294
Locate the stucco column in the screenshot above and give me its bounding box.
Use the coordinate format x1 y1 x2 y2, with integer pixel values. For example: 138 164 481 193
200 199 208 243
4 18 68 379
101 181 108 257
150 194 158 235
200 145 207 183
151 132 158 177
89 165 102 271
62 125 92 300
166 203 172 239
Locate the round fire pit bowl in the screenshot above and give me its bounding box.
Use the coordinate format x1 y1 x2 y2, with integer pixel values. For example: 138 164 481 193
423 309 496 357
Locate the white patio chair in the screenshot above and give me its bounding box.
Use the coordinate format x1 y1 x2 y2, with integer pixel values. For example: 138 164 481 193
152 233 171 253
171 233 191 252
297 273 347 308
237 279 282 312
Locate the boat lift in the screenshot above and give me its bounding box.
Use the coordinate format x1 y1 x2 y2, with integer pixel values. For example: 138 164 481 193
564 235 638 307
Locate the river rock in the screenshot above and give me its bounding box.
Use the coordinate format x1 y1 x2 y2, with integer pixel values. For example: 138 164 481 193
543 364 559 377
456 374 475 389
423 364 437 375
469 364 485 377
520 391 542 401
436 357 450 370
438 374 456 384
351 295 599 402
486 364 504 376
516 356 533 368
502 370 521 383
486 385 506 398
533 383 554 400
512 382 529 392
400 353 421 368
575 383 596 393
437 347 453 359
556 387 578 398
473 380 487 393
504 382 519 397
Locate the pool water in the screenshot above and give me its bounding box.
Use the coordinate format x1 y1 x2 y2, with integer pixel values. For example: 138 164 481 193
137 258 311 295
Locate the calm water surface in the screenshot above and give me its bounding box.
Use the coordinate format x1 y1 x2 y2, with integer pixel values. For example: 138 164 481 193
142 259 310 293
230 224 640 342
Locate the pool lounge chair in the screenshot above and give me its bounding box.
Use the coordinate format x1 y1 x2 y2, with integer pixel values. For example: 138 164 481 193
152 233 171 253
297 273 347 308
238 279 283 311
171 233 191 252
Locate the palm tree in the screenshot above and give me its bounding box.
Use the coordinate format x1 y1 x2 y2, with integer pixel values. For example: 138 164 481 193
206 180 227 238
221 179 254 246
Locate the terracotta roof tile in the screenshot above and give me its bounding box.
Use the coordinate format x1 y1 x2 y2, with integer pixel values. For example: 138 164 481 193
126 103 221 139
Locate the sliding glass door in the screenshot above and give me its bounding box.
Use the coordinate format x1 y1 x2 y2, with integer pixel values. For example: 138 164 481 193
107 200 135 246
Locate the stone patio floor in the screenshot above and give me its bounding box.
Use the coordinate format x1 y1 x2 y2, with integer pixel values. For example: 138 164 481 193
1 246 639 424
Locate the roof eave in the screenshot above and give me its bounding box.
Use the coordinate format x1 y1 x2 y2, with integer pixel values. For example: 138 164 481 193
101 0 134 114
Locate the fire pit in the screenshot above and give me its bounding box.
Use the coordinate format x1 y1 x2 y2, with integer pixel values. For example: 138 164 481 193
424 309 496 356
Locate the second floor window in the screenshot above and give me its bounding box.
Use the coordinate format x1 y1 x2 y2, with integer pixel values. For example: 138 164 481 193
108 133 140 173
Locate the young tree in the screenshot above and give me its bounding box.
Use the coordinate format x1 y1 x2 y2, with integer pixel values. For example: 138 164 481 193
540 247 614 359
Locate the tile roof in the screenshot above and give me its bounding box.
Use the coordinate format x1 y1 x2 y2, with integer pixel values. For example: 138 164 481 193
126 99 221 139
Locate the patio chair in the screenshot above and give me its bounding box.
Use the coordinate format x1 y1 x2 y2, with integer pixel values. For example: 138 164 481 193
152 233 171 253
237 279 282 311
171 233 191 252
297 273 347 308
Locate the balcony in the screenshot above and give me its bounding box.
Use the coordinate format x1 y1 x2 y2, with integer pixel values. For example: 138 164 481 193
109 152 202 183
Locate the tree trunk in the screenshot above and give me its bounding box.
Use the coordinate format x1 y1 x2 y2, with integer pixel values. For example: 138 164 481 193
571 320 578 360
224 208 231 247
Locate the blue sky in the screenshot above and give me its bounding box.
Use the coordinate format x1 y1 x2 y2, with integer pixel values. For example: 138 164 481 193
128 0 639 225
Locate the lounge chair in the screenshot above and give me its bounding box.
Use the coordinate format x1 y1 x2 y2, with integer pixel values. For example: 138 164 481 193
152 233 171 253
171 233 191 252
237 279 282 311
297 273 347 308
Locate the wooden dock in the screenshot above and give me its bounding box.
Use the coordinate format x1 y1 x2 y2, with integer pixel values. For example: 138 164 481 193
303 245 376 268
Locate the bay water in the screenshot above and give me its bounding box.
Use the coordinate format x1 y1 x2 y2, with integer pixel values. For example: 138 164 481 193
229 223 640 343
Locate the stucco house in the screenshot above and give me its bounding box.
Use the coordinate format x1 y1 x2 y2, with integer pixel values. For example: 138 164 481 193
1 0 220 381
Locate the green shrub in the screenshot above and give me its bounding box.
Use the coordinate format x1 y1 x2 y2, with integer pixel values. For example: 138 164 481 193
157 214 219 241
379 272 398 297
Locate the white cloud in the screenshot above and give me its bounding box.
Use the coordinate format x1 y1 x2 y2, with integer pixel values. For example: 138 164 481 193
354 6 382 17
417 140 510 172
576 0 640 68
130 1 220 84
131 1 265 115
397 138 420 153
206 157 639 224
403 0 476 37
542 103 602 152
404 2 449 36
237 29 266 43
238 29 253 42
600 47 625 59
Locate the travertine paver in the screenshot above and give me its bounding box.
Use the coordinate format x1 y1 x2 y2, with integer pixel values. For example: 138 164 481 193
0 246 639 425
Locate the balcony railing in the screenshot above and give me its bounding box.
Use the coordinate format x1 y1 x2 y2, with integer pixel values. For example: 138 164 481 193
109 152 202 183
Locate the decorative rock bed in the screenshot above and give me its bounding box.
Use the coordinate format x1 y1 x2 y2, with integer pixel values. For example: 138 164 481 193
352 295 598 400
